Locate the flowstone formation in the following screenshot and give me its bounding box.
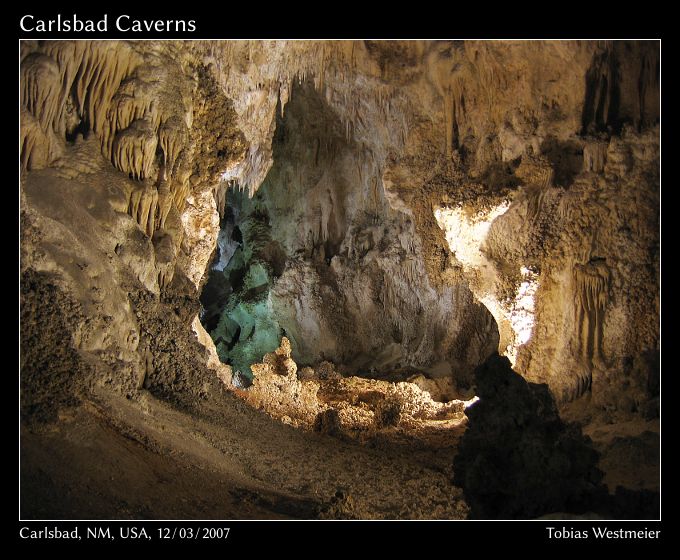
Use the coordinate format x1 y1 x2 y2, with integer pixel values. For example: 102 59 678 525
20 41 246 418
20 40 659 520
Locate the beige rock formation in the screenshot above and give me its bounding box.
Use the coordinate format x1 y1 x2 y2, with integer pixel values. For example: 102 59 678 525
241 337 470 446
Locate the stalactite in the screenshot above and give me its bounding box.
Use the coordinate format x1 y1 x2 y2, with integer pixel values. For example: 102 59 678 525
20 109 57 171
314 43 326 92
582 45 620 134
158 116 188 177
557 186 583 222
279 82 290 117
156 264 175 291
381 273 398 311
638 49 659 128
583 140 609 173
345 229 355 260
171 180 191 212
21 41 145 176
398 229 416 254
104 81 153 159
366 176 377 215
158 269 168 290
155 181 174 231
526 185 548 224
402 257 419 286
40 42 82 138
444 85 454 158
111 119 158 181
574 262 609 314
541 168 554 189
571 259 611 399
213 182 228 218
70 42 140 148
21 53 62 135
127 185 159 237
320 205 330 244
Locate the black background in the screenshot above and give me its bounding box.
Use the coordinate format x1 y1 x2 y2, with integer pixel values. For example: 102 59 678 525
13 5 666 549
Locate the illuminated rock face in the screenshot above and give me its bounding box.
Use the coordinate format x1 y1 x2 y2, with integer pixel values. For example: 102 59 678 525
200 81 498 388
435 201 543 367
479 128 659 410
432 124 659 412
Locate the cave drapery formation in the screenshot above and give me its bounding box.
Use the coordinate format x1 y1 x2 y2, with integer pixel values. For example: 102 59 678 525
20 40 659 520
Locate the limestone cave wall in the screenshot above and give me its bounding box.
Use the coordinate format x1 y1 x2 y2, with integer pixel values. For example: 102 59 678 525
200 80 497 393
20 38 659 446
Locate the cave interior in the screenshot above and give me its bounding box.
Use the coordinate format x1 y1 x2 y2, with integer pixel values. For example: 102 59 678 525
19 39 660 520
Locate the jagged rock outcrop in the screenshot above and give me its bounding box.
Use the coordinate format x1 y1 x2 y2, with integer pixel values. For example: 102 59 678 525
240 337 471 446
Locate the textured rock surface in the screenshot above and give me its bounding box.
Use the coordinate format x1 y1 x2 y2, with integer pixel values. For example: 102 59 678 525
202 81 498 389
20 41 243 415
240 337 471 449
20 40 659 519
195 41 660 419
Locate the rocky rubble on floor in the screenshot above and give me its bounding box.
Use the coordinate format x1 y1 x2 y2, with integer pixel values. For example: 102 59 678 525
237 337 471 447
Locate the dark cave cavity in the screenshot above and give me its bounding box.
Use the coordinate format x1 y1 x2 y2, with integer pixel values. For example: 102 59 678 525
199 188 287 382
580 42 660 136
199 79 499 393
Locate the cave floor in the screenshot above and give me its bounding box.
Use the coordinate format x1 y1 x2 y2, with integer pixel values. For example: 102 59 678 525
584 419 660 495
20 387 469 520
20 383 659 520
560 399 660 496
